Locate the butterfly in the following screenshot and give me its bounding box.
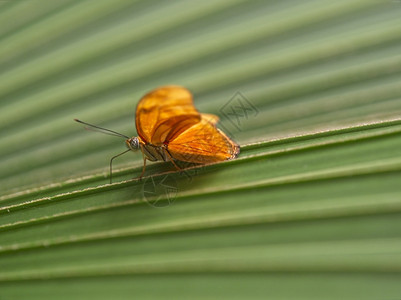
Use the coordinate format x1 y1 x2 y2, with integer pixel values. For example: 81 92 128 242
75 86 240 181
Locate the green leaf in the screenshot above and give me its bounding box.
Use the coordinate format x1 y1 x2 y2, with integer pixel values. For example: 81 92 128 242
1 0 401 299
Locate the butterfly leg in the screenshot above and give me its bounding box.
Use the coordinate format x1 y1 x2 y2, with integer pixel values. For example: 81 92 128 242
137 145 148 180
163 149 181 171
139 156 147 179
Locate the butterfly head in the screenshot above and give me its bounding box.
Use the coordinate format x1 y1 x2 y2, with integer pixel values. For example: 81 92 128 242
126 137 140 151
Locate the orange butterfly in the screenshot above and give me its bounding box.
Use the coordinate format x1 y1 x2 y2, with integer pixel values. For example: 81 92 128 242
75 86 240 181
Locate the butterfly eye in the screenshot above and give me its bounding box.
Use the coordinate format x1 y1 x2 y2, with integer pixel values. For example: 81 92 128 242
126 137 139 151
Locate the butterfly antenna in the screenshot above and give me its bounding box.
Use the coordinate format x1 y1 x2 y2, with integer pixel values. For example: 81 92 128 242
74 119 129 139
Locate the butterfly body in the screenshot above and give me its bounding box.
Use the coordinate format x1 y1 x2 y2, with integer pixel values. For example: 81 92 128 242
142 140 170 162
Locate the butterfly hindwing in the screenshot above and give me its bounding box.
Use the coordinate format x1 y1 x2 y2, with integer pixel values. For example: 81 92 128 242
167 114 240 163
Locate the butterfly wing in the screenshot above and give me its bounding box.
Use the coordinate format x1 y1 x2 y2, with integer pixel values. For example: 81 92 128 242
135 86 201 145
167 113 240 163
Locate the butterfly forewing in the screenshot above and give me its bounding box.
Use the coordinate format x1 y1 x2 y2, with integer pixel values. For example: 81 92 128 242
135 86 201 145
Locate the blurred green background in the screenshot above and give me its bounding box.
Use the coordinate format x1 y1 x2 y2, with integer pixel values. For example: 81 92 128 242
0 0 401 299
